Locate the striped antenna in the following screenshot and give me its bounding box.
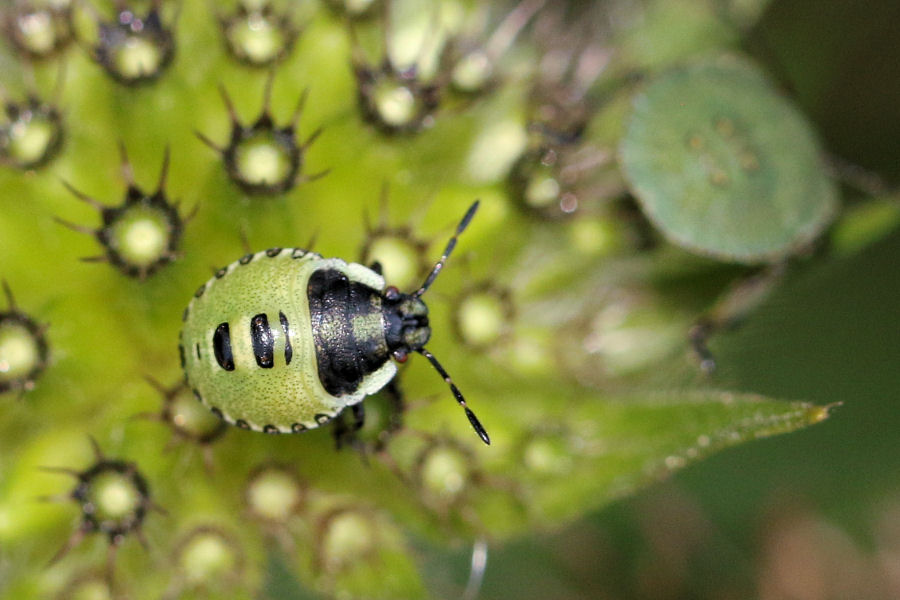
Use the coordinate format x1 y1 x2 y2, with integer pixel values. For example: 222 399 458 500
414 200 479 297
418 347 490 445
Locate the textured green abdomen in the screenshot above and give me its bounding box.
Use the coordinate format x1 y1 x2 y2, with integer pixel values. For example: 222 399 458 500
181 248 341 432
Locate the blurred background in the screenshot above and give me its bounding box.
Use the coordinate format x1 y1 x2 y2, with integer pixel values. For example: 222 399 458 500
479 2 900 598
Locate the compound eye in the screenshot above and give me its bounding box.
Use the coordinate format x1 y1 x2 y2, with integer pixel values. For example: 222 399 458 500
385 285 401 300
392 348 408 363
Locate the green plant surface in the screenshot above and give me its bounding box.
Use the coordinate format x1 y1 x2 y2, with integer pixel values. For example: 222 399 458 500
2 0 891 598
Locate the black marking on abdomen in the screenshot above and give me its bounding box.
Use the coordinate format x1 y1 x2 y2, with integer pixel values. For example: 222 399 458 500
265 247 282 257
194 283 206 298
291 422 306 432
213 322 235 371
250 313 275 369
279 311 293 365
307 268 390 396
195 343 201 360
239 253 254 265
263 424 279 434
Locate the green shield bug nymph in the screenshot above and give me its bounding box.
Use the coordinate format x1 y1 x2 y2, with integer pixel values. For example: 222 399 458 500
179 202 490 445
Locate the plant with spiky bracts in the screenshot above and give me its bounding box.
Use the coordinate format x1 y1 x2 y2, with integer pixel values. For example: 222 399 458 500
1 0 889 599
197 72 326 195
0 280 49 395
55 144 192 279
43 438 163 574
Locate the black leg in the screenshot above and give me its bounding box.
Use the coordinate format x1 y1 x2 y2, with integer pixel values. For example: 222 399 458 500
333 403 366 450
382 379 404 438
350 403 365 433
332 410 349 449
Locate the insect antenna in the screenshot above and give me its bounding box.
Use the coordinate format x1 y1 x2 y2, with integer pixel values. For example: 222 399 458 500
417 347 490 445
414 200 479 297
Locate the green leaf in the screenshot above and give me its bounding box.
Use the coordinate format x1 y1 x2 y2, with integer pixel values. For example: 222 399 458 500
409 372 835 535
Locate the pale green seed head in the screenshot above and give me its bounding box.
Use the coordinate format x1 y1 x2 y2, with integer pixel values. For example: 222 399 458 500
421 446 470 501
366 235 421 291
170 393 224 439
14 10 57 54
5 116 59 167
0 322 40 382
524 173 560 209
456 292 506 348
465 118 527 182
523 436 573 476
508 329 552 375
227 14 286 64
85 471 141 523
452 50 493 93
234 135 292 186
107 206 170 267
321 511 376 571
113 37 163 81
373 81 417 128
178 530 239 585
246 468 303 522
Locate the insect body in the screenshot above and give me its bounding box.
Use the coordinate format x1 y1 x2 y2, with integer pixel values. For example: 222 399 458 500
180 202 489 444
